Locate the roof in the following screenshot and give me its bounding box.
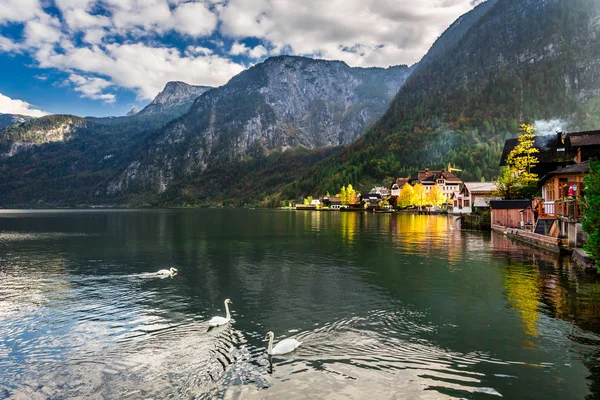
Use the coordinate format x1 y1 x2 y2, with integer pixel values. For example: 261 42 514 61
463 182 497 193
489 200 532 209
548 161 590 175
499 134 568 166
410 170 462 183
568 130 600 147
395 178 409 187
473 197 501 208
539 161 590 185
362 193 382 200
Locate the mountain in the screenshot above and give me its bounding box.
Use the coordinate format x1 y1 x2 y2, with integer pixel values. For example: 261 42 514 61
0 115 88 157
0 113 34 130
288 0 600 197
137 81 212 117
125 107 139 117
106 56 412 197
0 81 212 206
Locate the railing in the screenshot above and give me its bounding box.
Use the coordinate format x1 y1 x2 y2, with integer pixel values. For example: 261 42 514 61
538 199 584 219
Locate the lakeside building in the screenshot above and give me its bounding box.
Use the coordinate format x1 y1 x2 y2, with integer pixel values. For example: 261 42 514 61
408 169 462 200
495 129 600 255
452 182 499 214
390 178 409 197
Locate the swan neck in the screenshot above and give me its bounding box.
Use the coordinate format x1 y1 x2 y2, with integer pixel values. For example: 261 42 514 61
268 335 274 354
224 301 230 319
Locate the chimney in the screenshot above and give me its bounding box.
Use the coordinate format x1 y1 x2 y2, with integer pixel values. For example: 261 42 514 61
557 131 563 144
425 168 429 175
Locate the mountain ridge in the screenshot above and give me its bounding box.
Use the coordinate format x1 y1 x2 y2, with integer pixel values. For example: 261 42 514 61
286 0 600 197
106 55 413 198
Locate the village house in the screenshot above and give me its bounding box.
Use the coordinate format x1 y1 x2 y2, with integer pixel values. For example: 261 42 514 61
500 129 600 220
408 169 462 200
369 186 391 197
390 178 409 197
495 129 600 250
452 182 498 214
500 129 600 177
538 161 589 218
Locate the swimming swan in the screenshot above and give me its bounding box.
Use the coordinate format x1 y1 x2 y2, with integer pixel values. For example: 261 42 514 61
156 267 178 275
265 331 302 355
208 299 233 327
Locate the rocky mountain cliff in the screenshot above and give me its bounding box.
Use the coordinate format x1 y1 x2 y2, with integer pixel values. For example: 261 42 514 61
0 115 88 157
125 107 139 117
289 0 600 196
137 81 212 117
107 56 412 195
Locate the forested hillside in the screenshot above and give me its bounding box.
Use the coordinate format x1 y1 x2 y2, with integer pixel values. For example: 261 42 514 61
286 0 600 198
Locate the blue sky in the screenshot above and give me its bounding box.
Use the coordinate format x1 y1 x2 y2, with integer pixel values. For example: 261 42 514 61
0 0 482 117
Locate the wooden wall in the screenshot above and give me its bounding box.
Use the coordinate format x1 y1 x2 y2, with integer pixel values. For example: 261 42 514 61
491 208 535 228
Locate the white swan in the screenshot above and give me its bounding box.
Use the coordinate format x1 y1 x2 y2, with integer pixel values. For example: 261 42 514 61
265 331 302 355
156 267 178 275
208 299 233 327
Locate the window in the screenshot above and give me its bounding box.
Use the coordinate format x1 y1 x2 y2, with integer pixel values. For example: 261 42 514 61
464 200 470 207
437 179 444 184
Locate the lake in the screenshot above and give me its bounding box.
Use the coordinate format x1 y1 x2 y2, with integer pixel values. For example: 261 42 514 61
1 209 600 399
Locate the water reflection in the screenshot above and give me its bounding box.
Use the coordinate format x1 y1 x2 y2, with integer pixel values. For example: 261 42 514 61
0 210 600 398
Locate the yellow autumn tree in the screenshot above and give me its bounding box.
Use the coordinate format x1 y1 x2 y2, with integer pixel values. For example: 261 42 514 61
398 184 414 208
339 186 347 205
346 184 357 204
427 185 446 206
411 183 427 208
506 123 540 198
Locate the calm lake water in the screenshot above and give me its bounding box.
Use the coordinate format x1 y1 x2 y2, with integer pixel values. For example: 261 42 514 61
1 209 600 399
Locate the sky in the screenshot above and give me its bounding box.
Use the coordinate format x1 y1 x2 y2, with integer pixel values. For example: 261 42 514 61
0 0 483 117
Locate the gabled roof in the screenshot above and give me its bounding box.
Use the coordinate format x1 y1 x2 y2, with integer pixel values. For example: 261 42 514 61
568 130 600 147
499 134 570 166
539 161 590 185
362 193 382 200
395 178 409 188
463 182 497 193
474 197 501 208
410 170 462 183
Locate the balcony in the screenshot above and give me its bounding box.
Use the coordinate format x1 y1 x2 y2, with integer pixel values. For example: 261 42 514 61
537 199 584 220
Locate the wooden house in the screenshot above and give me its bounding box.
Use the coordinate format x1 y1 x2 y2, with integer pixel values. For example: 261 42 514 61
537 161 589 219
500 129 600 177
490 200 534 229
452 182 498 214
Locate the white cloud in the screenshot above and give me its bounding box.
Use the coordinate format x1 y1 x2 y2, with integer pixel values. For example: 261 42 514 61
24 13 63 48
0 0 42 24
185 46 214 56
229 42 268 59
39 42 244 99
172 2 218 37
0 92 48 117
0 0 480 105
68 74 116 103
0 35 21 52
218 0 478 66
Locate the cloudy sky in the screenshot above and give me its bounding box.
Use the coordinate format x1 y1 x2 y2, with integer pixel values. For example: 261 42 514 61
0 0 483 117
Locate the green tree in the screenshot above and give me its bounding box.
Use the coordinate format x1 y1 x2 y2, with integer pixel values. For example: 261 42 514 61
582 159 600 270
495 166 519 199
